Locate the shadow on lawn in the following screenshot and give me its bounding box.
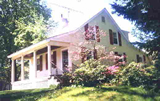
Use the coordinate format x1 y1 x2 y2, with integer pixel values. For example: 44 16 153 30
0 88 54 101
0 87 73 101
72 86 159 101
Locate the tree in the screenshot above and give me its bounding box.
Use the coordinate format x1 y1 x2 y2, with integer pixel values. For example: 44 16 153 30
111 0 160 57
0 0 51 89
69 25 126 66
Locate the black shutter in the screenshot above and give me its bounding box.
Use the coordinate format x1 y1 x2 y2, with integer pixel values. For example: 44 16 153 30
93 49 98 59
84 24 89 40
46 54 48 70
96 26 100 42
118 32 122 46
81 47 86 63
143 55 146 63
109 29 113 45
40 55 43 71
84 23 88 31
115 52 118 55
136 55 140 63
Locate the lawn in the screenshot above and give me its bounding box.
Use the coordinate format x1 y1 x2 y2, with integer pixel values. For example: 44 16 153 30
0 86 160 101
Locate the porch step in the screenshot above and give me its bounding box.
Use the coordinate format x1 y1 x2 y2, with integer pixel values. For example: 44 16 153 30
48 76 60 86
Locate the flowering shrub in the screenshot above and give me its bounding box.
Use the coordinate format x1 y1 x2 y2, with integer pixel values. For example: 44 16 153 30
72 59 108 86
111 62 159 90
106 65 120 75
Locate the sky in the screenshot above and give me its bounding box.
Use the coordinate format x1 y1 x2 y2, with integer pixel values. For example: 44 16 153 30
46 0 138 42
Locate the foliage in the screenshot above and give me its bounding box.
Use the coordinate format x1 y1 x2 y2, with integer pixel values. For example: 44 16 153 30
59 72 73 87
1 86 160 101
111 0 160 56
13 14 47 48
111 62 160 90
72 59 109 86
0 0 52 90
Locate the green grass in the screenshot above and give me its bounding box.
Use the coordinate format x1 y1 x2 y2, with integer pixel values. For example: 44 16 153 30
0 86 160 101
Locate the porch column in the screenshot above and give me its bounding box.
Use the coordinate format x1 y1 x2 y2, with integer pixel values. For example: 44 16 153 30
33 51 37 79
11 59 15 83
21 56 24 80
48 45 52 76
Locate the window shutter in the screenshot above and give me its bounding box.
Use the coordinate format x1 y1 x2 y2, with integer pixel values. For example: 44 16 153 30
115 52 118 55
84 24 89 40
123 53 127 62
109 29 113 45
96 26 99 33
137 55 139 63
40 55 43 71
93 49 98 59
46 54 48 70
143 55 146 63
118 32 122 46
96 26 100 42
84 23 88 31
52 51 57 68
81 47 86 63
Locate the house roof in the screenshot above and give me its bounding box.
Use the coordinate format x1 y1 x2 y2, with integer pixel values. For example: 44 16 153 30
7 39 70 59
48 8 129 42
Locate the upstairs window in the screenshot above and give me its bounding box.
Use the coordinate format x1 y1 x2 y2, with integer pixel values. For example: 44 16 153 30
109 30 122 46
136 54 143 63
113 32 118 44
101 16 105 23
84 25 100 42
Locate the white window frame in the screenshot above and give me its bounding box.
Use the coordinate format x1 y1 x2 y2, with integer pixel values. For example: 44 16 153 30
101 16 105 23
113 32 119 45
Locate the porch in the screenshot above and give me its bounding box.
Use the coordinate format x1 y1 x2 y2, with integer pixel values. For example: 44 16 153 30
8 39 71 90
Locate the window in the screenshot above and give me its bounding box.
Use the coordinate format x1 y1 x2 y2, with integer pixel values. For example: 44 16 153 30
84 25 100 42
87 51 92 60
136 54 143 63
62 50 68 71
113 32 118 44
37 55 42 71
51 51 57 68
114 52 118 55
102 16 105 23
139 57 143 62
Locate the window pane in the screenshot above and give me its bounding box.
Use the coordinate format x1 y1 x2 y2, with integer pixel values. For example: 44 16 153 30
102 16 105 23
113 32 118 44
62 50 68 71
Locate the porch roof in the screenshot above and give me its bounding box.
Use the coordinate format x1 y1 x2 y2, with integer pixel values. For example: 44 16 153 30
8 38 70 59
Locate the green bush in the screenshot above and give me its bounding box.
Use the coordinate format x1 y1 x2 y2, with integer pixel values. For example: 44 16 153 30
58 72 73 87
111 62 160 90
72 59 108 86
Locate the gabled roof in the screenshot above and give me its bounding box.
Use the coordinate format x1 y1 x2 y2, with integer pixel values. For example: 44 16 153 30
48 8 129 42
